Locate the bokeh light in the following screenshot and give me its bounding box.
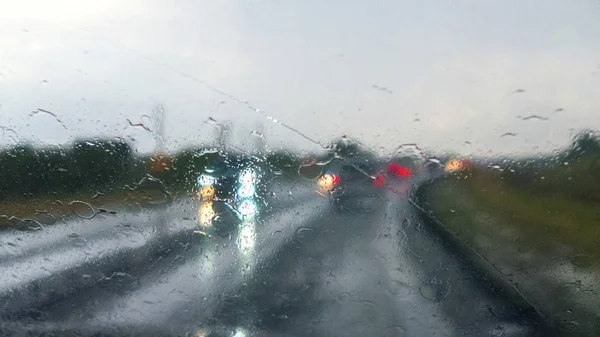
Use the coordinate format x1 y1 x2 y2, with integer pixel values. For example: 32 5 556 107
238 199 258 218
198 200 216 227
198 174 216 186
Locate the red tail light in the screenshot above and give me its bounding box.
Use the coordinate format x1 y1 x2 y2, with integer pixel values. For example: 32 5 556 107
372 174 384 188
387 162 411 177
397 166 411 177
331 174 340 185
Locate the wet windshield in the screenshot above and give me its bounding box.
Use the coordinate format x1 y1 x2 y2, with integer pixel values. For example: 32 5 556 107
1 1 599 336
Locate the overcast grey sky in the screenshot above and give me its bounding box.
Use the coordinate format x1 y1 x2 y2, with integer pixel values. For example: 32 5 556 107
1 0 599 156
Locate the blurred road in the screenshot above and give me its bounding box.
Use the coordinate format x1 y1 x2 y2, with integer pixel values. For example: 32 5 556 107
0 177 550 336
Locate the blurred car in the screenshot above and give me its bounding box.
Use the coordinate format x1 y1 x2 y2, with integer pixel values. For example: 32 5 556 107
444 158 473 172
369 161 413 188
314 160 382 213
315 159 376 194
317 171 341 194
193 153 271 237
385 161 412 179
423 158 446 181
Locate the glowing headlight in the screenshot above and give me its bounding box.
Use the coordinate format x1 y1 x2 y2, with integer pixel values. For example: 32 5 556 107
445 159 464 172
238 199 258 218
232 328 248 337
199 185 215 200
198 200 216 227
317 173 339 192
237 168 257 199
198 174 216 186
239 168 256 185
237 183 256 199
238 222 256 253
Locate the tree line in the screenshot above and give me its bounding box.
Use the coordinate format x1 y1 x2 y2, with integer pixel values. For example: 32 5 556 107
488 129 600 204
0 139 303 201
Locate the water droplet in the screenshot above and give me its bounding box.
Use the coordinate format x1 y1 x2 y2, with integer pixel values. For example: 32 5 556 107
13 218 44 231
384 325 406 336
30 108 67 129
392 143 426 166
69 201 96 219
34 212 57 225
67 233 87 246
419 283 438 301
250 130 265 139
196 148 220 157
98 271 139 292
295 227 316 244
298 159 324 180
519 115 549 121
337 292 352 303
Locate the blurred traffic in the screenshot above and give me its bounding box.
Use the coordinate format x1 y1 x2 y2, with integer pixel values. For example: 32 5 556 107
2 135 593 335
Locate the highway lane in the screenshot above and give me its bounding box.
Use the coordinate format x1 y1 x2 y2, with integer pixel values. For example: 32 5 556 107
0 177 549 336
0 179 313 317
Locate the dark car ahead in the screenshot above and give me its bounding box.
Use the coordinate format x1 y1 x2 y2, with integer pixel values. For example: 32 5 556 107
193 153 273 237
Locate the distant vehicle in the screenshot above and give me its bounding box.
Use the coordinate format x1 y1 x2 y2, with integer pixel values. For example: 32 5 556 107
315 158 377 194
386 161 412 178
193 153 270 237
313 161 382 214
445 158 473 172
423 158 446 181
317 172 341 194
371 161 412 186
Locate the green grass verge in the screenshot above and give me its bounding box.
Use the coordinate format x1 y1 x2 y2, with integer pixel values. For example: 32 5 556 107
420 168 600 336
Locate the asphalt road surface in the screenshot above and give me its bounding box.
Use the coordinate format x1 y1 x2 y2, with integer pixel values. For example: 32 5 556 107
0 177 551 336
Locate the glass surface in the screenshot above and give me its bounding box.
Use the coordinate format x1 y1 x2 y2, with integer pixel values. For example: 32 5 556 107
1 1 599 336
